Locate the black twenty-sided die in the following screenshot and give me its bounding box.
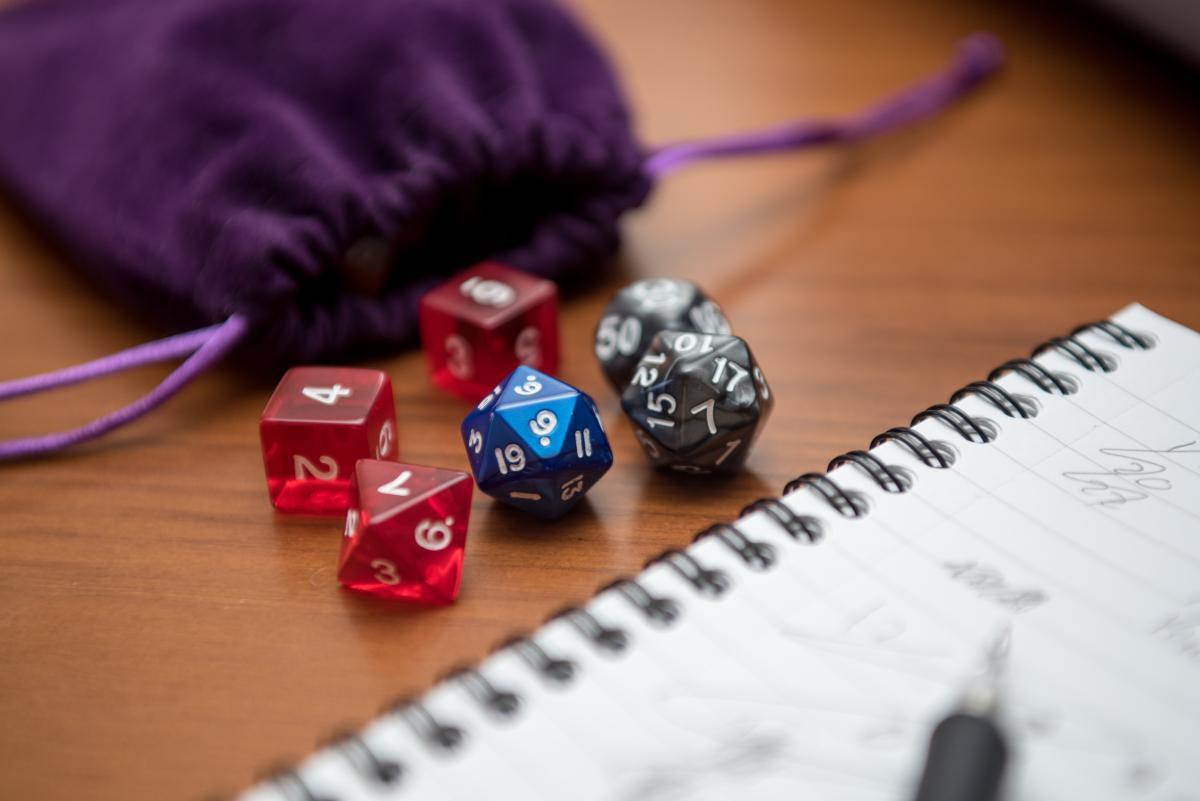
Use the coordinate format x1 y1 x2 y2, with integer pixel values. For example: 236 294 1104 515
621 330 772 474
594 278 731 391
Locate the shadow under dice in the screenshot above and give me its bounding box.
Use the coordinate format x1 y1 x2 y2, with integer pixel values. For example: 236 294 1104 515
419 261 559 402
462 367 613 520
621 331 772 474
339 459 473 604
259 367 398 514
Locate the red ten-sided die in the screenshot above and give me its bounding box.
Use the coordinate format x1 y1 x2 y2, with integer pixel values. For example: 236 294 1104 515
260 367 398 514
339 459 473 603
419 261 559 401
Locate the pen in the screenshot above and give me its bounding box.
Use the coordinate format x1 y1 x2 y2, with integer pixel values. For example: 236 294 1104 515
911 627 1010 801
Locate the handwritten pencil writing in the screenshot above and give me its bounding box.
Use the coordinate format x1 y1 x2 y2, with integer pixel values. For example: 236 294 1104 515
1061 442 1200 507
943 560 1048 613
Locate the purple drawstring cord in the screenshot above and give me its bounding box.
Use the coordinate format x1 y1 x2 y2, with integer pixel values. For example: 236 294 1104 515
0 314 248 461
644 32 1004 178
0 33 1003 461
0 322 232 402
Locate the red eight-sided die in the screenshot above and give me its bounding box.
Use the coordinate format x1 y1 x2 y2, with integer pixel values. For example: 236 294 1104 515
259 367 397 514
339 459 473 604
419 261 559 401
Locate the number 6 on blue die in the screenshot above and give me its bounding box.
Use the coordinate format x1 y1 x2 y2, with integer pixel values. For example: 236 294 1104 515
461 367 613 519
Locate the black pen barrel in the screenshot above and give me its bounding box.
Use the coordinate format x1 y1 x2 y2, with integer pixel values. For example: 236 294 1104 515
912 712 1008 801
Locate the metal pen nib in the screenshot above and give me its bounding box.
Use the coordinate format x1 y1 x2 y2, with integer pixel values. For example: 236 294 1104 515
961 624 1010 717
912 625 1011 801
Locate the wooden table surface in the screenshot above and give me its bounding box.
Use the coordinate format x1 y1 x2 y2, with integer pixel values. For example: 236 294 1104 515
2 1 1198 799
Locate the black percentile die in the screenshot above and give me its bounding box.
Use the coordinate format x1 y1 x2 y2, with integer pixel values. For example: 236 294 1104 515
594 278 731 392
620 330 773 474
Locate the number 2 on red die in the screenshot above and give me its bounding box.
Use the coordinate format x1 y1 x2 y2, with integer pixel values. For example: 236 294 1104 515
419 262 559 401
259 367 398 514
339 459 473 604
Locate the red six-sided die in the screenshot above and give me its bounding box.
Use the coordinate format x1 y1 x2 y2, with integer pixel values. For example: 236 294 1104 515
259 367 398 515
418 261 559 401
339 459 473 604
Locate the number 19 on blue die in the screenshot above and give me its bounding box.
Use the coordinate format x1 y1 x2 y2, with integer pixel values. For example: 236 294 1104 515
461 368 613 519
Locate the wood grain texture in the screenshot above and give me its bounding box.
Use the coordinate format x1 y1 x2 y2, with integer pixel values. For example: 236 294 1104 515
1 1 1198 798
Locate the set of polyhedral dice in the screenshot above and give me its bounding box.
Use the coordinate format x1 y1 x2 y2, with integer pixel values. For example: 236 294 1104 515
257 262 770 606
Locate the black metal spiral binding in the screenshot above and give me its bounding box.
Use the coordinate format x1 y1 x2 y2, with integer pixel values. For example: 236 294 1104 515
498 635 576 684
740 497 824 542
912 403 995 443
1074 319 1154 350
827 450 913 493
326 730 404 786
694 523 777 570
649 548 731 596
445 666 521 718
1034 335 1116 372
869 427 955 468
552 606 629 654
949 380 1037 418
389 697 464 751
782 473 870 517
987 358 1076 395
247 314 1158 801
602 578 680 626
263 766 336 801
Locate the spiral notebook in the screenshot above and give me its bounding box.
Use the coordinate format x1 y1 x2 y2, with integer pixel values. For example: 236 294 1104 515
241 303 1200 801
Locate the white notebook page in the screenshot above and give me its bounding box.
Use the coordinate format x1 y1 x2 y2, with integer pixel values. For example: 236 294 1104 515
243 304 1200 801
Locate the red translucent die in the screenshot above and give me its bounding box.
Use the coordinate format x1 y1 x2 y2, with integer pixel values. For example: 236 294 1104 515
418 261 559 401
339 459 473 604
260 367 398 514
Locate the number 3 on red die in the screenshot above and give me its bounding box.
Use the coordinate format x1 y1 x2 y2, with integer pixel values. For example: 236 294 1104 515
419 262 559 401
259 367 398 514
339 460 473 604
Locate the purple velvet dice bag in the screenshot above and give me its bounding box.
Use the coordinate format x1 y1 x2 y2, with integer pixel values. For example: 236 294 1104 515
0 0 1003 459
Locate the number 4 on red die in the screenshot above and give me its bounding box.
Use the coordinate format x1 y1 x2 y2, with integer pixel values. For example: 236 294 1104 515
339 459 473 604
260 367 398 514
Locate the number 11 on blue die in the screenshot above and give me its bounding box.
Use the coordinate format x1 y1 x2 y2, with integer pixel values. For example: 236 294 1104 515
461 367 613 519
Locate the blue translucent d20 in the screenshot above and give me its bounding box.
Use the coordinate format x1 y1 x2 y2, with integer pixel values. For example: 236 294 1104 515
461 367 613 519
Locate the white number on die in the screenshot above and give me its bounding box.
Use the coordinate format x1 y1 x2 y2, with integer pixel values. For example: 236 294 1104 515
754 366 770 401
646 392 676 415
378 470 412 497
513 374 543 396
294 454 338 481
515 326 542 368
371 558 401 585
711 356 749 391
494 444 527 474
445 334 473 380
670 333 713 354
714 439 743 465
560 475 585 501
574 428 593 458
477 385 501 411
629 278 688 310
690 398 717 435
467 429 484 455
415 517 454 551
375 420 395 458
630 366 658 388
687 300 731 334
529 410 558 447
301 384 351 405
595 315 642 361
460 276 516 308
343 509 359 539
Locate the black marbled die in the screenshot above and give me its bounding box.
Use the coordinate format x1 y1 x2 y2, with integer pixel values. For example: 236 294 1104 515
620 330 772 474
